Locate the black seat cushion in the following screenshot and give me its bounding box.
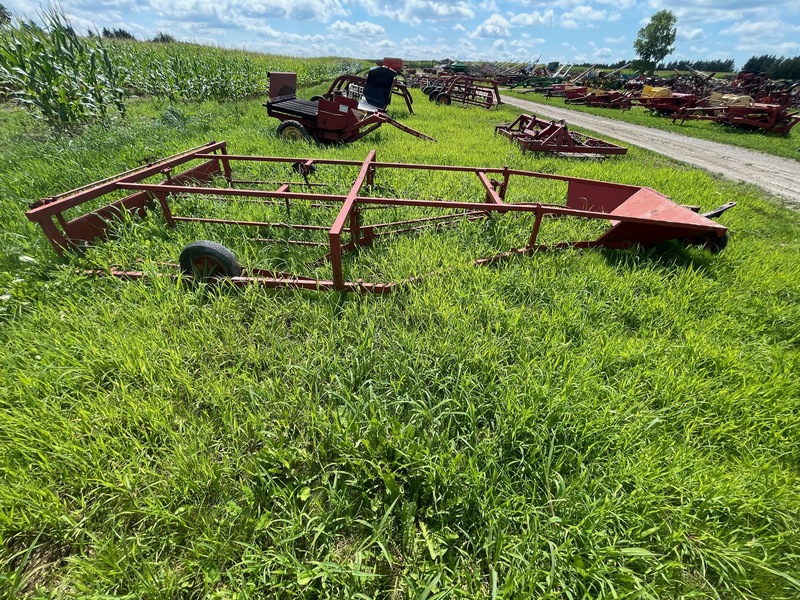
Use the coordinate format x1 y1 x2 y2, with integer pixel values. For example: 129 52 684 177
362 66 396 110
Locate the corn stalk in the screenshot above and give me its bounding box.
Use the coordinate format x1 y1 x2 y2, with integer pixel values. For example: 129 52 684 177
0 7 126 127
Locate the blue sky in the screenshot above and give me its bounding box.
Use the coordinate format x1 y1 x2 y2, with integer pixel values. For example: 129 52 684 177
5 0 800 70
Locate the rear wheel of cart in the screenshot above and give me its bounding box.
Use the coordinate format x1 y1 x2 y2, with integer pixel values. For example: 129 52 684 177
436 93 452 106
277 119 310 141
179 240 242 282
691 231 729 253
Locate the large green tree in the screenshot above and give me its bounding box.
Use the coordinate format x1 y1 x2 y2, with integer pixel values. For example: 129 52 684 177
633 10 677 74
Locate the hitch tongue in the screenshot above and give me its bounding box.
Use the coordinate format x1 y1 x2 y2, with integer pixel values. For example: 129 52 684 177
702 201 736 220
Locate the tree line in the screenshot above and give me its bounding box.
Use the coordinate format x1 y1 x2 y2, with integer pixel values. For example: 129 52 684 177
563 56 799 79
741 55 800 79
661 59 735 73
89 28 175 44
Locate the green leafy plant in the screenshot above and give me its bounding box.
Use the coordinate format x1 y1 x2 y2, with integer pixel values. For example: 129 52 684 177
0 7 126 127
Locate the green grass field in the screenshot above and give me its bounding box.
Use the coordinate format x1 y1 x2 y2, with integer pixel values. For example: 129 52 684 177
503 90 800 162
1 86 799 598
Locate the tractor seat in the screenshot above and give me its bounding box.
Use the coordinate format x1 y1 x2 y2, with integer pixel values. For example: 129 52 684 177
357 66 396 112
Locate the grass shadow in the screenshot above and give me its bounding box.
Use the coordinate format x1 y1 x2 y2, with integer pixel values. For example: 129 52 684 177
596 240 720 274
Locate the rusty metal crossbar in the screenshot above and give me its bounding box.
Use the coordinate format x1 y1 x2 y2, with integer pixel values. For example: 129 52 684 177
27 141 733 293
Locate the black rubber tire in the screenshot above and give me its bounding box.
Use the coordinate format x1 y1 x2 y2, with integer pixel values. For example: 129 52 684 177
277 119 310 141
436 93 452 106
309 95 326 102
429 91 441 102
421 86 432 95
692 231 729 253
179 240 241 281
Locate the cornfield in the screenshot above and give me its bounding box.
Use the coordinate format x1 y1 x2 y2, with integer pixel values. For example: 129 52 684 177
110 42 366 103
0 8 126 127
0 8 367 126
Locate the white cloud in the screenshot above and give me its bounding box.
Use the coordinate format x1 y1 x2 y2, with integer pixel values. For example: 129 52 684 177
511 37 546 47
354 0 474 25
453 23 465 31
475 14 511 38
596 0 636 7
603 35 625 43
509 10 555 27
329 20 385 36
562 5 607 23
148 0 348 23
373 39 398 50
721 20 799 36
678 27 705 41
513 0 584 8
734 38 800 54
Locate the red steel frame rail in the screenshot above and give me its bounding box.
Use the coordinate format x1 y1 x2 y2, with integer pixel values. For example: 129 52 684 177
27 141 732 293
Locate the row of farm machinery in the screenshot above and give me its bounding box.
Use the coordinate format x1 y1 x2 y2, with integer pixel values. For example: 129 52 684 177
400 59 798 134
515 64 800 134
264 56 798 135
25 56 769 293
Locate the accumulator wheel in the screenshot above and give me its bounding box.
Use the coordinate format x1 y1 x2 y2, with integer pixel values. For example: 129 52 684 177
179 240 242 282
436 93 452 106
277 119 310 141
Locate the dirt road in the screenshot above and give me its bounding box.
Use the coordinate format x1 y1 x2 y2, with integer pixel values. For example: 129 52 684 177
501 95 800 207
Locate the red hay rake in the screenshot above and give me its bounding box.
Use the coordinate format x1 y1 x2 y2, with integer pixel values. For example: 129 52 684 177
27 142 734 294
495 114 628 156
425 76 502 109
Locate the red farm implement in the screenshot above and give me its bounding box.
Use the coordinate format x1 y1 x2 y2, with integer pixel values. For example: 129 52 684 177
674 95 800 134
427 76 502 109
26 142 734 294
634 86 699 115
495 114 628 156
565 90 632 110
265 68 433 143
563 86 589 101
